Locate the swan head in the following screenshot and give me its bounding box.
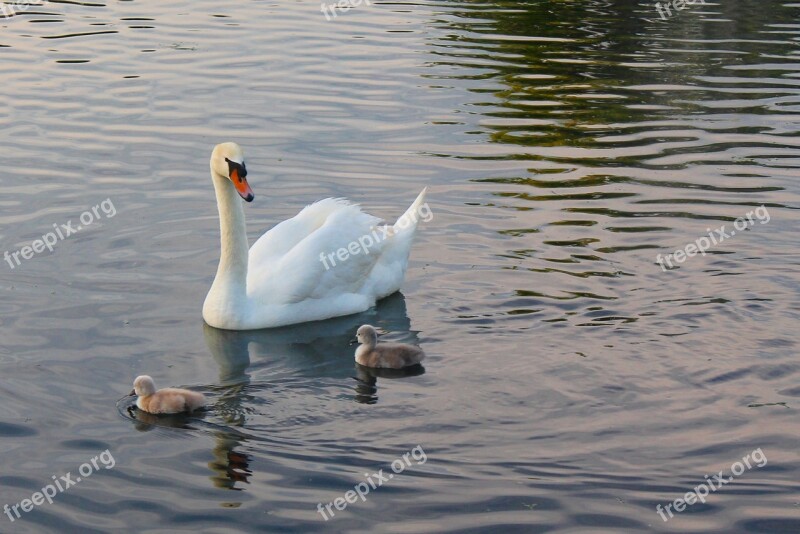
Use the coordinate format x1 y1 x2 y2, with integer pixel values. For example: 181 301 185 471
211 142 254 202
132 375 157 397
354 324 379 347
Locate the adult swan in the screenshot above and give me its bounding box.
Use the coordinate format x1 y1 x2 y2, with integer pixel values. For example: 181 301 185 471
202 142 428 330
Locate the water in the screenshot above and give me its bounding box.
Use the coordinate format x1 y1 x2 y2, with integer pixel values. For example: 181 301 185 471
1 0 799 532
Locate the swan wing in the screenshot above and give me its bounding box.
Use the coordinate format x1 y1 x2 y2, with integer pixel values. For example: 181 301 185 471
246 199 389 305
248 198 359 265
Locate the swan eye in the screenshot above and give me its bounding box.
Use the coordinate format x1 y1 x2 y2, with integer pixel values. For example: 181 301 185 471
224 158 247 181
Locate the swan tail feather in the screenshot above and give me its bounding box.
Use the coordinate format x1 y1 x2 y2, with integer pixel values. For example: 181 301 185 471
393 187 428 235
366 188 428 300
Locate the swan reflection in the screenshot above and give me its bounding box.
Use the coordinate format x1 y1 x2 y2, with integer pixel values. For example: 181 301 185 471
203 292 422 407
122 294 421 492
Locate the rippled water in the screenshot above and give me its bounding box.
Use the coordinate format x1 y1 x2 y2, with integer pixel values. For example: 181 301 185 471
1 0 799 532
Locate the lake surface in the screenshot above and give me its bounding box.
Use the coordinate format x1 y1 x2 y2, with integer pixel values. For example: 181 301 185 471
0 0 799 532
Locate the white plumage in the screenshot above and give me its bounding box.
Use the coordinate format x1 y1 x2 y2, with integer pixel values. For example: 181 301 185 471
202 142 428 330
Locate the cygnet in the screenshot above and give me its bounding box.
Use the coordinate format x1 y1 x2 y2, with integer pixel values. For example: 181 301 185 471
352 325 425 369
131 375 206 415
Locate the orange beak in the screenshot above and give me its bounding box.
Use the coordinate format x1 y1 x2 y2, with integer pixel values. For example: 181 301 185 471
230 167 254 202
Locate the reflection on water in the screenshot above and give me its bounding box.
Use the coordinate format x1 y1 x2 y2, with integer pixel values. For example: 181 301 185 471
1 0 799 532
119 395 254 492
117 293 424 496
203 292 421 406
126 401 207 432
354 364 426 405
208 432 252 492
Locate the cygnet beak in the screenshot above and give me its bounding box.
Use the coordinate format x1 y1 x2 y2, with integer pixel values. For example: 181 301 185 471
349 337 358 345
129 389 136 397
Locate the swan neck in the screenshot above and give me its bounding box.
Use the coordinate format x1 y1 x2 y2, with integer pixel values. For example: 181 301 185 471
211 170 249 284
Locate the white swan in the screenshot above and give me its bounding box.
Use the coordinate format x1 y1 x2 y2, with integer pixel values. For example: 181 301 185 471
202 142 428 330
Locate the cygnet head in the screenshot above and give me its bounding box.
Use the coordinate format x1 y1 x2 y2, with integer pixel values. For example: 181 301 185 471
132 375 157 397
355 324 379 347
210 142 254 202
